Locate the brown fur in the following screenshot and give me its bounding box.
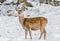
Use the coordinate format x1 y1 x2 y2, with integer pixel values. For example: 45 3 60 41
16 9 48 40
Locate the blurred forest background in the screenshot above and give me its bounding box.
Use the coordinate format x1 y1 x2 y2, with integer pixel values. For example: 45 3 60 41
0 0 60 6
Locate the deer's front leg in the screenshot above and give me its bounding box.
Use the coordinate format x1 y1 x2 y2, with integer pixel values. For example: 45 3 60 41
25 30 28 39
29 28 32 39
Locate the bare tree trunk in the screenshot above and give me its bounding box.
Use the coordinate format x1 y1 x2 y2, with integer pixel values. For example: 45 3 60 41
21 2 26 11
50 0 54 6
0 0 6 3
16 0 24 6
47 0 51 4
23 0 27 2
16 0 20 6
43 0 47 4
39 0 47 5
39 0 42 5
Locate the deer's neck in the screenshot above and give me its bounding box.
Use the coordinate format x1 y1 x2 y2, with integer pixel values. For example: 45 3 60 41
19 14 24 25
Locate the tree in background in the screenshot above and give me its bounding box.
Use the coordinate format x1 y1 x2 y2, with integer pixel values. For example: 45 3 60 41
53 0 60 6
0 0 2 2
39 0 47 5
39 0 60 6
16 0 33 7
20 0 33 11
16 0 27 5
0 0 6 3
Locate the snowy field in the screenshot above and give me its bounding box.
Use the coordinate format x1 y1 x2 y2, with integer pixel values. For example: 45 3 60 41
0 0 60 41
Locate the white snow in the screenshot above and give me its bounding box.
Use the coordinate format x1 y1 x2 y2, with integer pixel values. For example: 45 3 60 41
0 0 60 41
3 0 17 4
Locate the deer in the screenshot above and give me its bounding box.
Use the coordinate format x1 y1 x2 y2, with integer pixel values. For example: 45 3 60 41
16 1 48 40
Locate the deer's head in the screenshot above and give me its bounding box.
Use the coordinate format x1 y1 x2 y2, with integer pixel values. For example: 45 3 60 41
16 7 24 16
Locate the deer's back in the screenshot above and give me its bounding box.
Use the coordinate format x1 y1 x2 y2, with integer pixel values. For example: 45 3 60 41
23 17 48 30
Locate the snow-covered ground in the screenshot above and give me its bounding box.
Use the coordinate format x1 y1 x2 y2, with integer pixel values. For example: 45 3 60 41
0 0 60 41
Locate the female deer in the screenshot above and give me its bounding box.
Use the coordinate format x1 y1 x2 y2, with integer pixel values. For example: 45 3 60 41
16 8 48 40
16 1 48 39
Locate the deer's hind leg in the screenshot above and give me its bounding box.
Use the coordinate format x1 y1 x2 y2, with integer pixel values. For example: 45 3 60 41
43 28 46 40
43 24 47 40
39 22 47 40
39 26 43 39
